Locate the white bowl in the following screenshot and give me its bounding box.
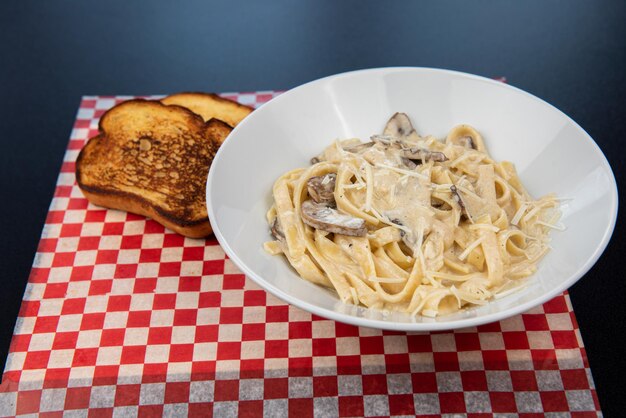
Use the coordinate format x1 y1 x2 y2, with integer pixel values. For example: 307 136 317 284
207 67 618 331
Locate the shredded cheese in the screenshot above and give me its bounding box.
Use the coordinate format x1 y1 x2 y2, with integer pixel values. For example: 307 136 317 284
493 281 527 299
510 203 528 226
450 286 489 305
449 152 480 167
348 163 366 184
535 220 566 231
334 139 346 156
414 218 428 275
368 276 407 284
458 236 485 261
423 136 436 147
388 182 398 207
522 203 546 223
374 163 429 179
456 184 481 200
448 286 463 308
342 183 365 189
426 271 485 282
369 207 412 234
422 271 444 288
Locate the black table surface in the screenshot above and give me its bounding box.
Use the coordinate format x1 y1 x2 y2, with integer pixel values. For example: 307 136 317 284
1 0 624 413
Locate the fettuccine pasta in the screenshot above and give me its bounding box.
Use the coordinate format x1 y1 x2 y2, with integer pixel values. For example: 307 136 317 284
264 113 562 317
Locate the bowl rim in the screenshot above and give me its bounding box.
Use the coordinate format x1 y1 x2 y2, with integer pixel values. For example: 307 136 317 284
207 66 619 331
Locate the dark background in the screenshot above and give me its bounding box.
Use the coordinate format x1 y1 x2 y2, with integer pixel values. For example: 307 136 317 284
1 0 624 413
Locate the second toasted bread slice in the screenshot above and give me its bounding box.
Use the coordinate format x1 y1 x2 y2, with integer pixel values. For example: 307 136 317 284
76 100 232 238
161 92 253 131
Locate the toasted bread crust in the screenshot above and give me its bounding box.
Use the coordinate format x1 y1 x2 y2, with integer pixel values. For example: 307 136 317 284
98 99 208 133
161 92 253 127
79 188 212 238
204 118 233 144
76 99 230 238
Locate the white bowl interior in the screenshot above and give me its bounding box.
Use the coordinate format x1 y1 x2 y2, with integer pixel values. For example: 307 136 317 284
207 68 617 331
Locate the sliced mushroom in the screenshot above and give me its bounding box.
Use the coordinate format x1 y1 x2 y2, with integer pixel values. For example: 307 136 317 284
271 217 285 241
371 134 447 165
301 200 367 237
383 112 419 140
400 157 418 170
446 125 486 152
307 173 336 204
426 151 448 163
402 147 448 163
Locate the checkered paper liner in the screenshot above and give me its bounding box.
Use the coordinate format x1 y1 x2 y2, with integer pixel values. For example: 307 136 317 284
0 92 601 417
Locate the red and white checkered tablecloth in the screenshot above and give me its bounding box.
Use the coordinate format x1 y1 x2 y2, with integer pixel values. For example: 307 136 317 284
0 91 601 417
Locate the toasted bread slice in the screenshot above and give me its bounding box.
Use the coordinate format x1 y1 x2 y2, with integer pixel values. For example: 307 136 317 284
161 92 253 130
204 117 233 147
76 100 232 238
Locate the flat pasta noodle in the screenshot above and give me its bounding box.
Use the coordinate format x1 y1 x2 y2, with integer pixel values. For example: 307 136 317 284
265 115 562 317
